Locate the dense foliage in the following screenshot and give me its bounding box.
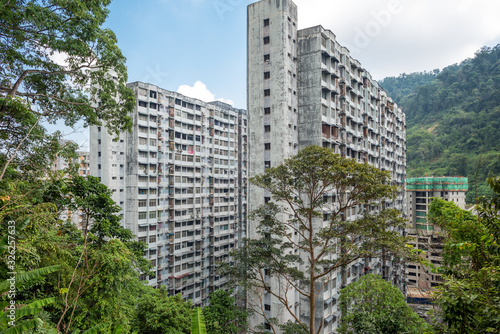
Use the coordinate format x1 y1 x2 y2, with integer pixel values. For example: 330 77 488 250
338 274 431 334
202 290 248 334
428 177 500 333
0 173 149 333
132 287 192 334
380 45 500 202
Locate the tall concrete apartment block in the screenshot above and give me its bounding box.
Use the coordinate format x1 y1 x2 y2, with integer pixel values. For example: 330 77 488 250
247 0 300 330
406 177 468 289
248 1 406 332
90 82 247 307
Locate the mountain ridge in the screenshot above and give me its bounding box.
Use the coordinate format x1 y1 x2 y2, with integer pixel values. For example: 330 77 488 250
379 44 500 203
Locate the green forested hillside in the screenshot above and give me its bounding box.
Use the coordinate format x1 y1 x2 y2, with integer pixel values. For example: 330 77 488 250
380 45 500 203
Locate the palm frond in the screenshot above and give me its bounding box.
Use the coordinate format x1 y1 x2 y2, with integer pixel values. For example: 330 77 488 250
191 307 207 334
0 265 61 294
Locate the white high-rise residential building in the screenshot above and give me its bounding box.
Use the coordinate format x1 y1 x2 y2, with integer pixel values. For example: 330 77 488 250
248 1 406 332
90 82 247 307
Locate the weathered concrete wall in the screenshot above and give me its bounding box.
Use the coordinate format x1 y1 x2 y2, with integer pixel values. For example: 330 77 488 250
247 0 299 331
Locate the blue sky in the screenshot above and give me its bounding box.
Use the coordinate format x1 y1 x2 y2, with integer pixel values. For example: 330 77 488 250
105 0 249 107
64 0 500 149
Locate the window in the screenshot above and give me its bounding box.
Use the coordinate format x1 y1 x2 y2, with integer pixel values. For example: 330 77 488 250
138 200 147 207
264 143 271 150
264 107 271 115
149 235 156 243
264 54 270 62
264 71 270 79
264 89 270 96
264 304 271 311
263 18 269 26
264 125 271 132
149 211 157 219
138 212 147 220
263 36 270 44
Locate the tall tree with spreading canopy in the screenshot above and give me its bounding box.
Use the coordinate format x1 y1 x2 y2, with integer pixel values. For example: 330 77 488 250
0 0 135 179
221 146 418 334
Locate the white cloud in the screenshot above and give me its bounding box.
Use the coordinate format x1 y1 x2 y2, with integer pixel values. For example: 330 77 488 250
177 81 234 105
49 51 68 66
293 0 500 79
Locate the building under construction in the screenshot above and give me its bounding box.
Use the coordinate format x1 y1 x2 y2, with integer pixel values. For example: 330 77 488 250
406 176 468 289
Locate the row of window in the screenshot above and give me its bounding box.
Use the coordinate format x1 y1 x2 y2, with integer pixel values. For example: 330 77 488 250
263 16 296 27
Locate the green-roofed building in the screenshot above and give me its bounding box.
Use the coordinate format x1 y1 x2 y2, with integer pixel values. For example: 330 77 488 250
405 176 468 289
406 177 468 229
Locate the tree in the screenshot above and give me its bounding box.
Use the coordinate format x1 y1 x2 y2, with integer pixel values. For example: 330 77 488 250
59 239 147 334
221 146 418 334
64 175 140 248
54 175 149 333
338 274 430 334
132 288 192 334
202 290 248 334
429 176 500 333
0 0 135 178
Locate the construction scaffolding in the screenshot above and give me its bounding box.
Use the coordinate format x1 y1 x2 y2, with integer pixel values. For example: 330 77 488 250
406 177 469 191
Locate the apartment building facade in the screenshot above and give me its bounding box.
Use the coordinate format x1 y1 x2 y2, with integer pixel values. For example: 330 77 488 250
90 82 247 306
406 177 468 289
248 1 406 332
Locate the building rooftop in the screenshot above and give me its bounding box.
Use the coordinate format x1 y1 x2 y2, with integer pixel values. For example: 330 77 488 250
406 177 469 191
